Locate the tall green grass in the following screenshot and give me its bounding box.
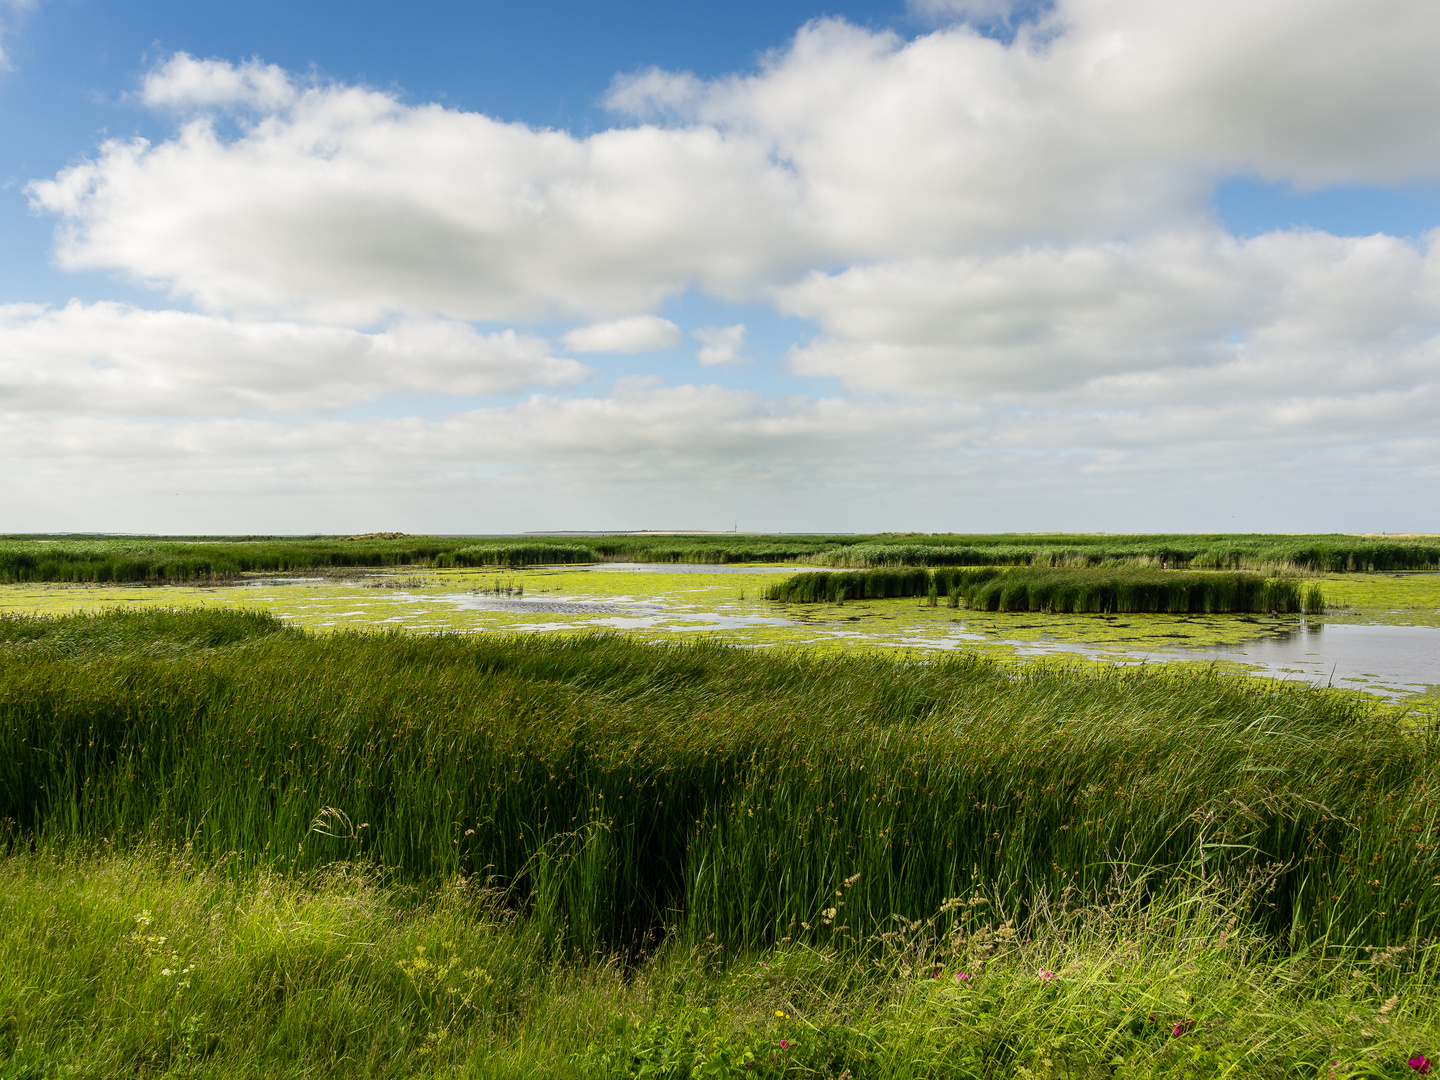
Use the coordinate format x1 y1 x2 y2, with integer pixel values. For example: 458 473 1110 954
815 535 1440 573
767 566 1325 614
0 535 461 584
938 567 1325 614
3 531 1437 583
8 852 1438 1078
761 568 932 602
437 542 603 567
2 608 1427 960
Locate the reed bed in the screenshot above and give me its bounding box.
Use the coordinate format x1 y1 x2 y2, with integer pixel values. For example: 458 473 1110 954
937 567 1325 614
437 541 602 567
760 567 932 602
2 531 1436 583
814 535 1440 573
766 566 1325 614
0 535 460 584
2 608 1424 961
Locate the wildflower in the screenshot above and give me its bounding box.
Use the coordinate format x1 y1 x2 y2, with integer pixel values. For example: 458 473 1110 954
1410 1053 1432 1074
779 1039 791 1051
1172 1019 1195 1037
775 1011 790 1020
1038 969 1056 981
954 972 971 983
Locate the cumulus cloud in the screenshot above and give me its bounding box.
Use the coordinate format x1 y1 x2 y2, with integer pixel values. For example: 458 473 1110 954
13 4 1440 529
562 314 681 353
692 324 751 366
0 302 587 415
779 229 1440 397
141 52 296 111
31 6 1440 325
29 79 804 323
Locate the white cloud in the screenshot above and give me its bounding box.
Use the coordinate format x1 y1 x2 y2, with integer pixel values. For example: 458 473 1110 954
604 67 705 122
779 229 1440 397
693 324 750 366
142 52 296 111
29 76 804 324
32 8 1440 325
0 302 587 415
562 314 681 353
12 5 1440 529
1 379 1435 532
907 0 1032 26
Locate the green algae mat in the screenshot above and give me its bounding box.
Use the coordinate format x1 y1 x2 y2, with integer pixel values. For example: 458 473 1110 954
1 564 1437 702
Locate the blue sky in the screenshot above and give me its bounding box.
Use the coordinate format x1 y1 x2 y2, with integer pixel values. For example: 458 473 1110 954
2 0 1439 533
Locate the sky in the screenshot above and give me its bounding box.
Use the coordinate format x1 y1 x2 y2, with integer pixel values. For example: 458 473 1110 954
1 0 1438 535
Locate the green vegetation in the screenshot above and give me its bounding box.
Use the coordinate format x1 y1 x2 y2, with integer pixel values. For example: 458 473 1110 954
7 851 1439 1079
767 567 1325 614
816 535 1440 573
4 607 1437 1076
0 534 460 584
762 567 933 602
2 608 1426 948
437 542 603 567
2 531 1437 584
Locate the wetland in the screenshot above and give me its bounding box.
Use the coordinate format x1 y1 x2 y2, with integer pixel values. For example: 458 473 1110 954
5 534 1440 1078
2 558 1436 702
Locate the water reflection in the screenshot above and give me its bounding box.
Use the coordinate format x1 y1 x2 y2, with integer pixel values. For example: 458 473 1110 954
1190 620 1440 697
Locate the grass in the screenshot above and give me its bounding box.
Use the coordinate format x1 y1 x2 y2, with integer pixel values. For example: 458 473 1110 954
0 535 461 584
808 535 1440 573
5 850 1440 1078
2 607 1429 952
762 568 933 602
1 531 1437 584
766 567 1326 614
5 607 1439 1076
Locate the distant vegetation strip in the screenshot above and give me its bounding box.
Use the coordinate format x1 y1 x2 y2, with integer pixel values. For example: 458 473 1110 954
0 531 1435 583
766 566 1325 614
0 536 460 584
813 537 1440 573
2 607 1425 955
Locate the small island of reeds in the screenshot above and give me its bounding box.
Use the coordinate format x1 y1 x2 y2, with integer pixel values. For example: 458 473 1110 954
765 565 1325 614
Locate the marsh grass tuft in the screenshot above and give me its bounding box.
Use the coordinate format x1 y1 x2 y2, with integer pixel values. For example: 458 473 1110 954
768 566 1324 614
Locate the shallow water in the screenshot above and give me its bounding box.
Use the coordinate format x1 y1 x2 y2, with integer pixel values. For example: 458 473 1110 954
893 619 1438 699
2 565 1436 701
1187 622 1440 698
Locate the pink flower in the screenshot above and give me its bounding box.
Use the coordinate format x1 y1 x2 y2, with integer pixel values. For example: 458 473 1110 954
1410 1054 1432 1074
779 1039 791 1051
1038 969 1056 981
954 971 971 982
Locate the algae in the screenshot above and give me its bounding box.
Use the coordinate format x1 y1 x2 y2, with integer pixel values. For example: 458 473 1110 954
0 564 1436 699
